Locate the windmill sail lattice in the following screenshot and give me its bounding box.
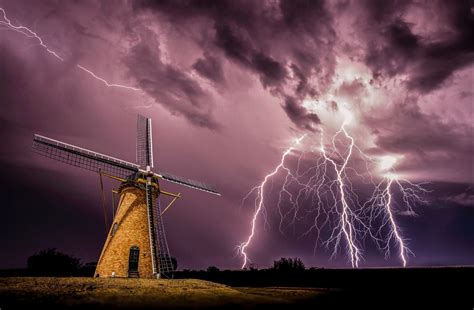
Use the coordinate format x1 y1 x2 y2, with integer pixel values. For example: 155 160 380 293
137 115 153 168
32 134 139 179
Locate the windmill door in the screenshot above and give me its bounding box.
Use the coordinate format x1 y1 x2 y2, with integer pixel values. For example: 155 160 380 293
128 246 140 274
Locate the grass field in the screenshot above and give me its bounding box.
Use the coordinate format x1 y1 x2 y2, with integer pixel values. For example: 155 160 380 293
0 277 330 309
1 268 472 309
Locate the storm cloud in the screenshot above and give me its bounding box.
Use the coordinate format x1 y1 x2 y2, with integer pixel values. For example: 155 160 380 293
134 0 338 131
360 0 474 92
0 0 472 269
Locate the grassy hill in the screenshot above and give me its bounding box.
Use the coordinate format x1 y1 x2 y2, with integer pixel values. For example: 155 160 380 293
1 267 472 309
0 277 328 309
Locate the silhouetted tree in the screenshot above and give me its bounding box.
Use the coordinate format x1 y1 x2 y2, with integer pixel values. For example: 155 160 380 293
248 263 258 271
79 262 97 277
207 266 220 272
271 257 305 271
27 248 81 276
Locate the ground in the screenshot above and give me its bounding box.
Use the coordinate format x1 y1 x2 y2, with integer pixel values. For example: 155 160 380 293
0 277 330 309
1 269 472 309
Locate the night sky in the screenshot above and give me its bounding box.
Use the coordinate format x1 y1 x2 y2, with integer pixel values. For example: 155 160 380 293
0 0 473 270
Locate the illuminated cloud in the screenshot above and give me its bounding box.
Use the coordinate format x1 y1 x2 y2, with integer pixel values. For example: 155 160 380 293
0 0 472 269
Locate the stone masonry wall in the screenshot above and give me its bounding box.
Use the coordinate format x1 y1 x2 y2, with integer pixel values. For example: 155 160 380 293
94 186 155 278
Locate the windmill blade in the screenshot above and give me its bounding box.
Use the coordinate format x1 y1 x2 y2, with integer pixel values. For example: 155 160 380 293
155 171 220 196
32 134 139 179
137 115 154 169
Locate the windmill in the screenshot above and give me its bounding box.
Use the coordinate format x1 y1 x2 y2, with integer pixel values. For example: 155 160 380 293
32 115 220 278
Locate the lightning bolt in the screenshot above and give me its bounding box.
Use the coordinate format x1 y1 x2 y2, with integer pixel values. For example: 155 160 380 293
384 177 407 266
0 7 141 91
365 171 429 267
239 107 429 269
238 135 306 269
318 122 362 268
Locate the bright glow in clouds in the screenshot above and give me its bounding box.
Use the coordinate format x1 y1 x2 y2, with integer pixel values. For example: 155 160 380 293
379 156 398 172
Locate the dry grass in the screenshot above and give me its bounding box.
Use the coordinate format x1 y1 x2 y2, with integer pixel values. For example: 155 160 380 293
0 277 325 308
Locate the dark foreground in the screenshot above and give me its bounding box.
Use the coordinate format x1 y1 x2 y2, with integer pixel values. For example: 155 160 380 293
0 277 333 309
0 267 472 309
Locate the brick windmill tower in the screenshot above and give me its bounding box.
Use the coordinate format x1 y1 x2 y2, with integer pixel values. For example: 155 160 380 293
32 115 220 278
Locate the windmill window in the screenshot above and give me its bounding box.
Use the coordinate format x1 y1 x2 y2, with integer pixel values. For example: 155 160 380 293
111 223 118 236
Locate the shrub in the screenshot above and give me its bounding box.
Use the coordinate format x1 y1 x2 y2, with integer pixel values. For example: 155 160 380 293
271 257 305 271
27 248 81 276
206 266 220 273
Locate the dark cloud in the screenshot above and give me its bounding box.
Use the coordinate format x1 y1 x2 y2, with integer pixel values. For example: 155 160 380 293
364 97 472 181
407 1 474 92
362 0 474 92
193 53 225 84
211 21 291 90
135 0 336 130
213 23 252 65
363 0 411 23
124 28 220 130
211 21 289 90
373 101 470 154
279 0 331 32
251 52 287 88
283 97 320 131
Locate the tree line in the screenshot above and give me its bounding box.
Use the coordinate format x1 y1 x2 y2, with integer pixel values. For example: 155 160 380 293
22 248 308 276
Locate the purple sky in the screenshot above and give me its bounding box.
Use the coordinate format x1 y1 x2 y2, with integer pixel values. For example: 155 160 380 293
0 0 473 270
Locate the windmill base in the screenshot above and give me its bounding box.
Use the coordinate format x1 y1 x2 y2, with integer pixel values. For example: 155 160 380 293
94 185 157 278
